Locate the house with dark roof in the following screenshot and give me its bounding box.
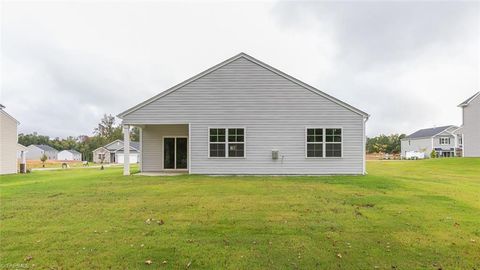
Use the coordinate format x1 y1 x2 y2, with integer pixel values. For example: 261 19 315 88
400 125 461 158
454 92 480 157
57 149 82 161
92 140 140 164
26 144 59 160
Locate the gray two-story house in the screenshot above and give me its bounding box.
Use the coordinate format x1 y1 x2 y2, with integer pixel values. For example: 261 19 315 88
118 53 369 175
455 92 480 157
401 125 461 158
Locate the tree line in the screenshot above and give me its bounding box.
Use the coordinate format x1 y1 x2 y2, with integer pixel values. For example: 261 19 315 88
19 115 405 161
366 134 406 154
18 114 139 161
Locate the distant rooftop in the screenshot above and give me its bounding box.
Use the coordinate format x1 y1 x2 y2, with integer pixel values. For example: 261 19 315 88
406 125 455 139
33 144 58 152
458 91 480 107
63 149 81 155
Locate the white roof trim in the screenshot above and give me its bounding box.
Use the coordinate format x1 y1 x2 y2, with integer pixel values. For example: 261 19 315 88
458 92 480 107
92 146 109 153
103 139 123 148
115 145 140 152
0 109 20 125
117 52 369 119
432 126 457 137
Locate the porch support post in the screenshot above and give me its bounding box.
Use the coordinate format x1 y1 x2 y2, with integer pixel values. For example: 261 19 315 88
123 124 130 175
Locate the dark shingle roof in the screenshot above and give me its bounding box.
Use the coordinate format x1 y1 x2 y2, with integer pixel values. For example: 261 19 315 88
34 144 58 152
406 126 454 139
458 92 480 107
130 142 140 150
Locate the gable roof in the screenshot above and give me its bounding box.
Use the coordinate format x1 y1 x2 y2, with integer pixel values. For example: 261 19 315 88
405 125 456 139
60 149 81 155
104 139 124 151
458 91 480 107
32 144 58 152
117 52 369 119
116 141 140 152
0 105 20 125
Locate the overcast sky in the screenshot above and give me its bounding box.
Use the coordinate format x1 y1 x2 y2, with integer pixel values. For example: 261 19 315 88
1 1 479 138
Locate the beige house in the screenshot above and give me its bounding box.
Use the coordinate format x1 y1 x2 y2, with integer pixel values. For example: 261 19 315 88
455 92 480 157
92 140 140 164
0 105 20 175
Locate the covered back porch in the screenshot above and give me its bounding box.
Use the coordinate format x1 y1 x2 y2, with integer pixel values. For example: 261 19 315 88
122 124 190 175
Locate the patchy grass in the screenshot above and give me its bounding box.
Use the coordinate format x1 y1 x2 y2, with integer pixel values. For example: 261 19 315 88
25 160 85 169
1 159 479 269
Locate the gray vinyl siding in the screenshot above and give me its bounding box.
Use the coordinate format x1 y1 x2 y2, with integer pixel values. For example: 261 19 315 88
26 146 58 161
123 57 365 174
462 96 480 157
401 138 432 157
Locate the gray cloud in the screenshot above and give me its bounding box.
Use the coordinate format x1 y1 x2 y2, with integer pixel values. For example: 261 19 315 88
272 1 479 135
1 1 478 138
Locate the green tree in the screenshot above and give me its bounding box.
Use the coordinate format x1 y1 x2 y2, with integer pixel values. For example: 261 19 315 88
366 134 406 154
40 154 48 167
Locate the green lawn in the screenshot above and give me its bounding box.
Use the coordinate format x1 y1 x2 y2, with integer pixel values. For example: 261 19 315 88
1 159 479 269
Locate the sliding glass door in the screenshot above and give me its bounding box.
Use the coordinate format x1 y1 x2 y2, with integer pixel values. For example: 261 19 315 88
163 137 188 170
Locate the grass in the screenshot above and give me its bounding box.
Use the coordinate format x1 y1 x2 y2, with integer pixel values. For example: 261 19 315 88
25 160 85 169
1 159 479 269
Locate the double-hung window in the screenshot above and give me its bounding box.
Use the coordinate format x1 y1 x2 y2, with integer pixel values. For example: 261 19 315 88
306 128 342 158
306 128 323 157
209 128 245 158
209 128 226 157
439 137 450 145
325 128 342 157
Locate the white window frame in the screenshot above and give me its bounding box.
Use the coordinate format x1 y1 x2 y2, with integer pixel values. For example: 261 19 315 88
305 127 324 158
439 137 451 145
208 127 246 158
305 127 343 158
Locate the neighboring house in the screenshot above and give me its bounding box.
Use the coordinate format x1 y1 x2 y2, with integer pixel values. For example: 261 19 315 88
57 149 82 161
92 140 140 164
401 125 460 158
0 105 20 175
17 144 28 159
454 92 480 157
117 53 369 175
27 144 59 160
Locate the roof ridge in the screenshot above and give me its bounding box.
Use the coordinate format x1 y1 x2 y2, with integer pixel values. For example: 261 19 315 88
117 52 369 118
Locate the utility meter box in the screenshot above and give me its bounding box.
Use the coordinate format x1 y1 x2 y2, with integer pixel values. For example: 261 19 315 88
272 150 279 160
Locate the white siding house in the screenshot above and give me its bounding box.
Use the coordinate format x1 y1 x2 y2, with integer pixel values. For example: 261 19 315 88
456 92 480 157
401 126 459 158
57 149 82 161
0 105 20 174
118 53 369 175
